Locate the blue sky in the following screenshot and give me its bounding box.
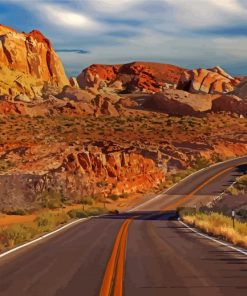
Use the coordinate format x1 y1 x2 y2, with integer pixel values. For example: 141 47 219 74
1 0 247 76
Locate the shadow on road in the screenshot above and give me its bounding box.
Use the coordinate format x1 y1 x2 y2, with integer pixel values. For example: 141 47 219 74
97 210 179 221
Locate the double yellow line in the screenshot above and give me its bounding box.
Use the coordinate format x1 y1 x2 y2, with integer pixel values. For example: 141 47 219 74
100 219 133 296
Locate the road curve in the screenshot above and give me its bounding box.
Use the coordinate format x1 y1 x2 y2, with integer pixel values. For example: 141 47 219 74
0 156 247 296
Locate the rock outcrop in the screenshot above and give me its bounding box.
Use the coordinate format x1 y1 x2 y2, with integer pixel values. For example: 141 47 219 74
142 89 218 115
232 77 247 100
177 66 241 94
0 86 121 117
212 95 247 116
77 62 187 93
0 142 165 210
0 24 69 98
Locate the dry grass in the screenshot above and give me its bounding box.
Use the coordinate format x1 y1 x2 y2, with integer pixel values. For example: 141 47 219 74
0 206 108 253
182 212 247 248
227 174 247 196
0 211 69 251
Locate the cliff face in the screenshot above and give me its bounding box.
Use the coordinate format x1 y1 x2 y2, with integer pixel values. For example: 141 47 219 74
177 66 241 94
0 24 69 98
61 145 165 197
0 143 165 210
77 61 187 93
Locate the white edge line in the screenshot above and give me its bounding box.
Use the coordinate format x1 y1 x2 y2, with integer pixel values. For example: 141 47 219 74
0 217 90 259
179 220 247 256
129 155 247 212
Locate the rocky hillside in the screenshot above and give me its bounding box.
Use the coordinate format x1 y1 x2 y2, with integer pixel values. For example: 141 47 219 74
0 23 246 211
0 24 69 98
77 61 186 93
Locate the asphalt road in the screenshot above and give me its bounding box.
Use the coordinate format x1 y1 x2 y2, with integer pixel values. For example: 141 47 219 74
0 156 247 296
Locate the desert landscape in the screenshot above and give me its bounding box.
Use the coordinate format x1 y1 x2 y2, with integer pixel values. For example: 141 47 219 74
1 0 247 293
0 24 246 214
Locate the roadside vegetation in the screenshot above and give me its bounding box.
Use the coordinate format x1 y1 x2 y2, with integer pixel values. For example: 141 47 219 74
227 174 247 196
165 157 211 187
179 208 247 249
0 207 107 253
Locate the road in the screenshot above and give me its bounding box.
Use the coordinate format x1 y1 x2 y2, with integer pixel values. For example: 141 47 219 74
0 156 247 296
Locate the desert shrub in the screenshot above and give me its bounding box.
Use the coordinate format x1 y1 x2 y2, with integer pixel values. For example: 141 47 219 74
193 158 210 170
166 168 196 185
227 186 241 196
4 209 27 216
86 207 107 216
0 224 36 248
119 193 129 199
41 189 63 209
226 174 247 196
34 212 69 231
237 209 247 219
68 209 88 219
73 195 93 205
0 160 16 172
108 194 119 201
177 207 196 217
0 211 70 251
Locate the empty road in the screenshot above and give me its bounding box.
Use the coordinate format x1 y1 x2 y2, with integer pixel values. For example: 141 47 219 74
0 156 247 296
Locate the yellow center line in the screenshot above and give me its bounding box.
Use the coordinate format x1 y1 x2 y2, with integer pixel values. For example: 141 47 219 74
163 166 234 210
100 219 129 296
113 219 132 296
100 217 136 296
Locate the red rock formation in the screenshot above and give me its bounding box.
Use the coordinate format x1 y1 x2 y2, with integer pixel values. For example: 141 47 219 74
61 144 165 196
177 66 241 94
77 61 187 93
0 24 69 97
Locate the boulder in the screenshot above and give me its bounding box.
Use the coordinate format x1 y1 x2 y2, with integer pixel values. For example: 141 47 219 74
177 66 241 94
212 95 247 115
143 89 217 115
57 86 94 102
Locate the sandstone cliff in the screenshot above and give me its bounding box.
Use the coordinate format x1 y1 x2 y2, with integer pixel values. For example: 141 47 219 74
177 66 241 94
0 24 69 98
77 61 187 93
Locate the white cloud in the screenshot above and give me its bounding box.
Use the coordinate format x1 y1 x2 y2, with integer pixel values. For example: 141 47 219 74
162 0 247 28
88 0 145 12
2 0 247 75
38 4 101 29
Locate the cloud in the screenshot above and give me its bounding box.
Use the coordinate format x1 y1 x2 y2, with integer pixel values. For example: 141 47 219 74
38 3 102 30
2 0 247 75
55 49 90 54
162 0 247 29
